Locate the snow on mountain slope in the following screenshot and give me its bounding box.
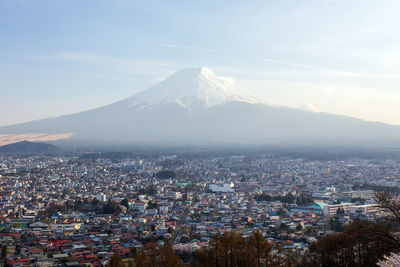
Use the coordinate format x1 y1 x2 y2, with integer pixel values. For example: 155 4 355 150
2 66 400 148
124 67 263 110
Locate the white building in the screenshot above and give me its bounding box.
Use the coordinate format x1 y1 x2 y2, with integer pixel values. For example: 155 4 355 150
50 223 82 231
209 182 234 193
173 192 182 200
159 205 168 214
96 193 107 202
350 204 379 215
323 203 352 216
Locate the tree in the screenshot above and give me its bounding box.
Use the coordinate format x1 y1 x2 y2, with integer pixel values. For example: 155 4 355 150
375 191 400 223
249 231 272 267
133 242 184 267
45 202 61 216
329 217 344 232
134 250 149 267
121 198 129 209
297 194 314 206
378 252 400 267
336 207 345 215
107 253 123 267
296 223 303 231
302 219 400 266
74 198 84 210
279 222 288 230
148 242 160 267
139 185 158 195
351 197 366 204
92 198 100 207
147 200 158 209
103 200 123 214
194 231 291 267
156 170 176 179
160 244 183 267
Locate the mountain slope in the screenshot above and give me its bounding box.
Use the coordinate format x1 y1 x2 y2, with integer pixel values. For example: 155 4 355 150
1 67 400 148
126 67 262 109
0 141 61 153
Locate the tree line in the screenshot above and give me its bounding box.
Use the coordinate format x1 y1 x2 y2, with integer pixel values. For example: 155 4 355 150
254 193 314 206
107 231 297 267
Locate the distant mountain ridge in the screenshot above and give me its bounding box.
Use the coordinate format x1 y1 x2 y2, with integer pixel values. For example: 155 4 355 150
1 67 400 148
0 141 61 153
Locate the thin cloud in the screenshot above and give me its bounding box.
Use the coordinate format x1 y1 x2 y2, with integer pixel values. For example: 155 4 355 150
257 58 398 79
161 43 217 53
28 52 173 76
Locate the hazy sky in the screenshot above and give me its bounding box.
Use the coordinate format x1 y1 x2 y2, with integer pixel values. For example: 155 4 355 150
1 0 400 126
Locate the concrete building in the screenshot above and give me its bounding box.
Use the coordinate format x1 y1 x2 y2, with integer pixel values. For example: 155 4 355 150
323 203 352 216
209 183 234 193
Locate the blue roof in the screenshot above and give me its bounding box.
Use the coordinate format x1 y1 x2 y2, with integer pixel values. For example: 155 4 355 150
312 202 328 210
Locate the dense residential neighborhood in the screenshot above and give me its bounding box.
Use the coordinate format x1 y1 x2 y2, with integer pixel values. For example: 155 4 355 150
0 153 398 266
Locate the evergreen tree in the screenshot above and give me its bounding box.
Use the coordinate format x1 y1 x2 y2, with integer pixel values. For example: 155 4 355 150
121 198 129 209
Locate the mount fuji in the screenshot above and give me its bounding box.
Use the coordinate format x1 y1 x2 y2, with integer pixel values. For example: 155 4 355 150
128 67 262 110
1 67 400 148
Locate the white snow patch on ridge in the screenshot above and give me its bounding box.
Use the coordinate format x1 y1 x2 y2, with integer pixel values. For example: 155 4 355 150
126 67 263 109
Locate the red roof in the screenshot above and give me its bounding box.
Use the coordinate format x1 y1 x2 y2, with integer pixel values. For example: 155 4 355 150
85 254 98 260
29 248 43 254
0 233 21 238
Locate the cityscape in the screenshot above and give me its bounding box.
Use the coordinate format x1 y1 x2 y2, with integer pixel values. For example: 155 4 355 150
1 151 400 266
2 0 400 266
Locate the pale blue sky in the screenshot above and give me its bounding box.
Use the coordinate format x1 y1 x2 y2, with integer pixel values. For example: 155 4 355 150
1 0 400 126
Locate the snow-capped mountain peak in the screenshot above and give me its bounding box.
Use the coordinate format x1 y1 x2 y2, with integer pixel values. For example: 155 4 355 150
127 67 262 109
2 67 400 148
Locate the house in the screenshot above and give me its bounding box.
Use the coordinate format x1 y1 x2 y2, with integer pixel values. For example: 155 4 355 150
50 223 82 231
130 201 147 212
30 221 49 229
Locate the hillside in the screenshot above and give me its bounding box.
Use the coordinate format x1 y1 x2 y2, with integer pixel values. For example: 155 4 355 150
1 67 400 149
0 140 61 154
